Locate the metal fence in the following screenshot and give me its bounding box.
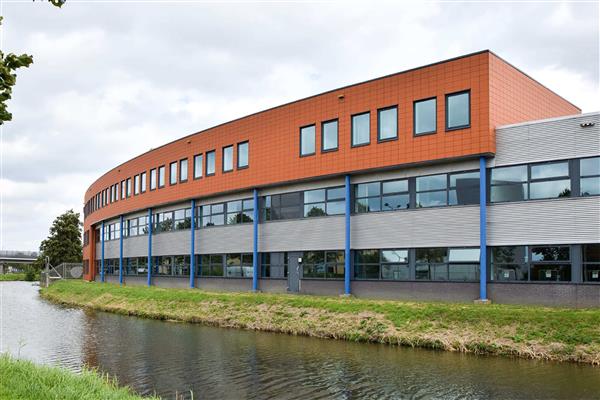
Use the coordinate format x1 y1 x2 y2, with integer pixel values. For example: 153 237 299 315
40 262 83 287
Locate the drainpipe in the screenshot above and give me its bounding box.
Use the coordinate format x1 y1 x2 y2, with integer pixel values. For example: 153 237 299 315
100 221 105 283
252 188 259 292
119 215 124 285
190 199 196 288
147 208 152 287
479 156 488 301
344 175 351 295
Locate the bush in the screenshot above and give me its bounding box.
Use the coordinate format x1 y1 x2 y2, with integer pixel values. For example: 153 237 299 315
24 266 38 281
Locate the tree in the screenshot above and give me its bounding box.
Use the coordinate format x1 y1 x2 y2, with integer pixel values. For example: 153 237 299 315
38 209 82 267
0 1 64 124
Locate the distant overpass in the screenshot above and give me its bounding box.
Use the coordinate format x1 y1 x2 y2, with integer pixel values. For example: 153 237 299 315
0 250 38 273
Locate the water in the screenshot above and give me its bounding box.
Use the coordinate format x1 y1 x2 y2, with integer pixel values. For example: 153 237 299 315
1 282 599 399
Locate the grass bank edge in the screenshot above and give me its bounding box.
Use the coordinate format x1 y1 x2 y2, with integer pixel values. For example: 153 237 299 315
41 280 600 365
0 354 155 400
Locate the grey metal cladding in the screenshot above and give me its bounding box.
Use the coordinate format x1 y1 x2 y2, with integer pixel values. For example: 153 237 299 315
493 113 600 167
197 225 253 254
123 235 148 258
102 241 119 259
152 231 190 256
95 243 100 260
487 197 600 245
351 206 479 249
259 217 345 252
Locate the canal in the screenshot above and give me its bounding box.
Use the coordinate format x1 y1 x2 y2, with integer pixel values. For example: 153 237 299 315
1 282 599 399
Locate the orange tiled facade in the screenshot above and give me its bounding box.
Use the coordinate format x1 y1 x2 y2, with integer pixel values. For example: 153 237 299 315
82 51 579 281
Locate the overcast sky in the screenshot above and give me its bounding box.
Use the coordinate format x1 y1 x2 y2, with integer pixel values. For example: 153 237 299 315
1 0 598 251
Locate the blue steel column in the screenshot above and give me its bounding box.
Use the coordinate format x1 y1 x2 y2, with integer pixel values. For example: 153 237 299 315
190 199 196 288
147 208 152 287
479 156 488 301
119 215 124 285
100 221 105 283
252 189 259 292
344 175 351 295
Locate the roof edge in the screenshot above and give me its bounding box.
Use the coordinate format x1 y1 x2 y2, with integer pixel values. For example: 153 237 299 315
496 111 599 129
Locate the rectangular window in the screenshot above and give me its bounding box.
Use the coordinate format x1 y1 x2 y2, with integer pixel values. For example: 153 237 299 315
377 106 397 141
173 255 190 276
225 253 253 278
414 97 437 135
263 192 303 221
354 249 409 280
237 141 249 168
415 248 448 280
134 175 140 195
126 178 132 197
199 254 224 277
150 169 157 190
300 125 316 156
174 208 192 230
158 165 165 188
303 187 345 217
194 154 203 179
321 119 338 152
416 174 447 208
530 245 571 282
121 180 126 199
180 159 188 182
529 161 570 199
223 145 233 172
449 171 479 205
491 246 528 281
491 165 528 202
583 244 600 282
115 183 119 201
153 211 174 233
446 91 470 130
261 252 288 278
226 199 254 224
141 172 147 193
302 250 344 279
170 162 177 185
206 151 215 176
200 203 225 227
351 112 370 146
580 156 600 196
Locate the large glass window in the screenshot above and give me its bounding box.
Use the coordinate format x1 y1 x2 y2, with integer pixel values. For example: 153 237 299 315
199 254 224 277
416 174 447 207
237 141 249 168
351 112 370 146
449 171 479 205
173 255 190 276
158 166 165 188
491 246 528 281
303 187 345 217
300 125 315 156
583 244 600 282
378 106 397 141
226 199 254 224
194 154 203 179
302 251 344 279
530 161 570 199
355 179 409 213
321 120 338 151
153 211 174 233
174 208 192 230
134 175 140 195
354 249 409 280
530 246 571 281
150 169 157 190
154 255 172 276
263 192 303 221
490 165 528 202
580 157 600 196
447 248 480 281
201 203 225 227
415 248 479 281
206 151 215 176
446 91 470 130
141 172 147 193
261 252 288 278
414 98 436 135
180 159 188 182
170 162 177 185
223 145 233 172
226 253 253 278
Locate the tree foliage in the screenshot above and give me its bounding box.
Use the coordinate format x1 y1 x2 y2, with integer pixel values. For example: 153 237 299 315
0 1 63 124
38 209 82 267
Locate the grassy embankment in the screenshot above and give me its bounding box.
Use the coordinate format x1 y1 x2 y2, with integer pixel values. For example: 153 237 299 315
0 273 27 281
0 354 155 400
42 280 600 365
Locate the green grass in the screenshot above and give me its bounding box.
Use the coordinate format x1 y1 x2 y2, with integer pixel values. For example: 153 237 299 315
0 354 155 399
0 273 27 281
42 280 600 364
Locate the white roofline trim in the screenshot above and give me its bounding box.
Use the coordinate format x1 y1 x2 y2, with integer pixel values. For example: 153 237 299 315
496 112 599 130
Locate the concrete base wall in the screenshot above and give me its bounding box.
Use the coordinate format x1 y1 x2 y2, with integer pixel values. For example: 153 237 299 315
258 279 288 293
300 280 345 296
489 283 600 308
352 281 480 302
196 277 252 292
